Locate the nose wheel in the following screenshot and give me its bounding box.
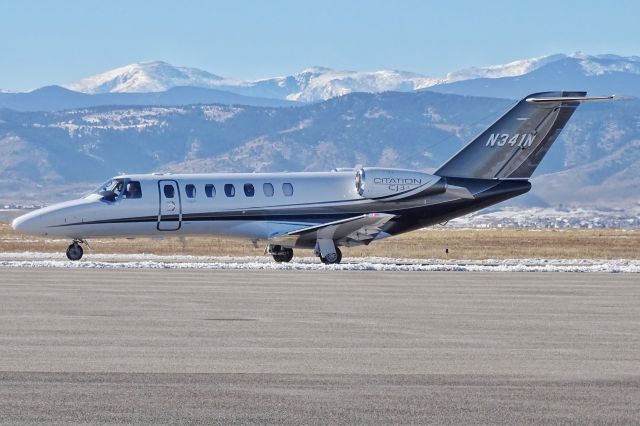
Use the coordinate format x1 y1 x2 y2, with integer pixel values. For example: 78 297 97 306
268 245 294 263
66 241 84 261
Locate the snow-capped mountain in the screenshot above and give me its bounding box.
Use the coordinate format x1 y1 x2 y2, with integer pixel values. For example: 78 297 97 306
425 52 640 84
258 67 440 102
571 52 640 75
429 53 640 98
62 53 640 103
64 61 227 94
63 63 440 101
443 54 567 82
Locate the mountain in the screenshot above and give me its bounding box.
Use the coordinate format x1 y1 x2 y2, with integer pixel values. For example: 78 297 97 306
63 62 440 102
60 53 640 103
63 61 226 94
0 53 634 112
0 90 637 209
243 67 440 102
429 53 640 98
0 85 296 111
441 54 567 82
0 86 91 111
60 55 582 102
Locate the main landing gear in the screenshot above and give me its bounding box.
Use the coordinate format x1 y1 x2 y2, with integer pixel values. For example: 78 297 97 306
66 240 85 261
319 247 342 265
268 241 343 265
268 245 294 263
315 239 342 265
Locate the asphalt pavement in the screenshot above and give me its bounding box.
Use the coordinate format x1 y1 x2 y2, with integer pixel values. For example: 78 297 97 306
0 269 638 424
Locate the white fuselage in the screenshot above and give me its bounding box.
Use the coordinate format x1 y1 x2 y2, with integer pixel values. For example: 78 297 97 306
12 170 445 244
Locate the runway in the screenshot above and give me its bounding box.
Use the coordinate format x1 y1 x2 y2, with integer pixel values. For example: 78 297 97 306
1 269 639 424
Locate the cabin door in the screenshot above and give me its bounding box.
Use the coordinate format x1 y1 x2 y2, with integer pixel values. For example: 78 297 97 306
157 180 182 231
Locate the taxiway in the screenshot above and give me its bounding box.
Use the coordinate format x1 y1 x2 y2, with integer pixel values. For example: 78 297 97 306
0 269 638 424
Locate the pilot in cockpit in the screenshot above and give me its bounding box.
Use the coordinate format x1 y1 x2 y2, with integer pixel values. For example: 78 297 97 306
114 181 124 196
124 181 142 199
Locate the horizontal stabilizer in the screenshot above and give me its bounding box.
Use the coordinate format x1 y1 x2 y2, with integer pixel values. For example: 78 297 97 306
526 95 614 103
444 184 476 199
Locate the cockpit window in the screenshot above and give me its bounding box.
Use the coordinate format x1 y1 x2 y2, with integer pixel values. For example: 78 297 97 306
124 181 142 199
93 178 125 202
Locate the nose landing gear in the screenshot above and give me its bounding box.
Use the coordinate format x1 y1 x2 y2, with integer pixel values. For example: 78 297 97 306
66 240 86 261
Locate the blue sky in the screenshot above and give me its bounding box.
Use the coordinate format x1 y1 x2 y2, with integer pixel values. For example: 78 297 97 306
1 0 638 90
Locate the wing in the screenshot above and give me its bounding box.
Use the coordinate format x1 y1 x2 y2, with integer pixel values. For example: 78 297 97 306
270 213 395 248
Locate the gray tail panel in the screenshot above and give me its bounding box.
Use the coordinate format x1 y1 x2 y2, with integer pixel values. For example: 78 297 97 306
435 91 586 180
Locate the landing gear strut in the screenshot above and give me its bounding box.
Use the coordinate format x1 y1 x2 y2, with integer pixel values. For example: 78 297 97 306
66 240 84 261
269 245 294 263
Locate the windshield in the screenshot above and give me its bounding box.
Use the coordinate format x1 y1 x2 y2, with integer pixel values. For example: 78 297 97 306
91 178 125 201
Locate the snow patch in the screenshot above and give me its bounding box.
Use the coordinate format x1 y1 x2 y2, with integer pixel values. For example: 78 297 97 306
0 253 637 273
201 105 243 122
46 107 187 136
278 118 313 134
364 108 392 119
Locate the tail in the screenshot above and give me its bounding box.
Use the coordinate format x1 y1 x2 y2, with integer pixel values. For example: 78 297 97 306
435 91 612 180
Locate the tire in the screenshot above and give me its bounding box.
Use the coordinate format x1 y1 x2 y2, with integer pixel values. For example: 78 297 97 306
281 248 293 262
335 247 342 264
273 248 293 263
66 243 83 261
320 247 342 265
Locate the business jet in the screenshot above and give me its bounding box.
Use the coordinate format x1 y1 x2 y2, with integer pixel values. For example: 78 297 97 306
11 91 611 264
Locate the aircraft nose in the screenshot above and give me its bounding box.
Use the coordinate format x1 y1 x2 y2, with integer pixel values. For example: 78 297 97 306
11 214 41 235
12 215 28 232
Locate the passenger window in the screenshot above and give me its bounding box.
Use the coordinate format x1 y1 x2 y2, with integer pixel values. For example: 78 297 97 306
205 184 216 198
185 184 196 198
282 183 294 197
263 183 274 197
124 181 142 199
244 183 255 197
163 185 174 199
224 184 235 197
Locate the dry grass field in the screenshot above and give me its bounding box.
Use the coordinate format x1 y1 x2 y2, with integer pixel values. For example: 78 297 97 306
1 221 639 259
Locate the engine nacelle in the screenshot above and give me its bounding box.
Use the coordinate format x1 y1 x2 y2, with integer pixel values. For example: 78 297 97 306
355 167 446 200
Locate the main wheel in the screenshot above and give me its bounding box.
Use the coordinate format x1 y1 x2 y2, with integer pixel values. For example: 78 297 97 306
66 243 83 261
320 247 342 264
273 248 293 263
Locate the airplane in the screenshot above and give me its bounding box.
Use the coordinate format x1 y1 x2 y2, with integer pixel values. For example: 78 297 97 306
11 91 612 264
